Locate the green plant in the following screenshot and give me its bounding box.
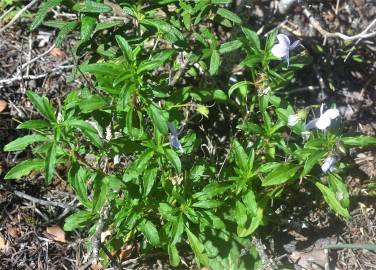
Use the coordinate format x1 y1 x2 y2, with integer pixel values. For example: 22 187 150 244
4 0 376 268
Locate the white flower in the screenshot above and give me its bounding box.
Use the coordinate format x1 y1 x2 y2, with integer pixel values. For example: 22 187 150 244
271 34 300 65
288 114 299 126
321 156 336 173
304 104 340 130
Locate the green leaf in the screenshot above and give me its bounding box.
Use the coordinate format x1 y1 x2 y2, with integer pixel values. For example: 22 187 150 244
168 244 180 267
237 122 263 134
262 164 300 186
341 135 376 146
80 15 97 41
219 40 242 54
93 174 109 212
242 190 257 216
315 182 350 218
80 63 122 76
217 8 242 24
115 35 133 63
165 149 181 173
171 214 184 244
26 91 56 122
140 219 160 246
186 228 208 266
148 105 168 135
237 207 263 237
159 203 176 221
241 27 260 50
137 60 163 74
55 21 78 47
66 120 102 148
73 1 112 13
31 0 63 31
228 80 251 97
235 200 247 226
79 95 107 113
4 134 49 152
301 150 326 178
17 120 50 129
95 20 124 31
143 168 158 196
4 159 44 180
209 50 220 75
328 173 350 209
45 142 57 184
232 140 248 172
64 210 94 231
69 165 91 208
192 200 222 209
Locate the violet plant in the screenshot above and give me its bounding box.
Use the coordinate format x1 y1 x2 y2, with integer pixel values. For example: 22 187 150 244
3 1 376 269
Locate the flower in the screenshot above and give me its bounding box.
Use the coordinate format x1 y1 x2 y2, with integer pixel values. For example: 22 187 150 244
321 156 336 173
271 34 301 65
167 121 183 152
288 114 299 126
304 104 340 131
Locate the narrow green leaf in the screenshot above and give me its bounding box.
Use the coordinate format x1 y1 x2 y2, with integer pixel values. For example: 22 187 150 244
26 91 56 122
137 60 163 74
4 134 49 152
341 135 376 146
79 95 107 113
232 140 248 172
168 244 180 267
55 21 78 47
328 173 350 209
192 200 222 209
209 50 220 75
31 0 63 31
235 200 247 226
143 168 158 196
301 150 326 178
186 228 208 266
315 182 350 218
217 8 242 24
45 142 57 184
73 1 112 13
219 40 242 54
140 220 160 246
17 120 50 129
241 27 260 50
148 105 168 135
66 119 102 148
165 149 181 173
171 214 184 244
80 15 97 41
4 159 44 180
242 190 257 216
115 35 133 62
93 174 109 212
68 165 91 208
64 210 94 231
262 164 300 186
228 80 251 97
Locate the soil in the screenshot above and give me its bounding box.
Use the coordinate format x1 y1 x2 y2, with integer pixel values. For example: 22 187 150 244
0 0 375 269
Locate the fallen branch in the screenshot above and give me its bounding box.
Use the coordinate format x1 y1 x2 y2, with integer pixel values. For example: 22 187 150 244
13 190 72 209
0 64 74 87
302 8 376 42
0 0 39 34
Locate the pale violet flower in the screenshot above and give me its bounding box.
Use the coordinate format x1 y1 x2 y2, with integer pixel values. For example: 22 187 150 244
167 121 183 153
271 34 300 65
304 104 340 131
288 114 299 126
321 156 336 173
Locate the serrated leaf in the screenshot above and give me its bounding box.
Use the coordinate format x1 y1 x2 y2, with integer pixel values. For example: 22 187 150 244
4 159 44 180
4 134 49 152
55 21 78 47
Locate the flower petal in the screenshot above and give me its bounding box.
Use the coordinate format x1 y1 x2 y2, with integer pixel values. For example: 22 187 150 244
304 118 318 130
315 115 331 130
290 40 301 50
167 121 177 135
271 44 289 58
321 157 335 173
276 34 290 47
323 108 339 120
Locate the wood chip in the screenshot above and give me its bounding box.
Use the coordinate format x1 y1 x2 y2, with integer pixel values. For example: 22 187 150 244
0 100 7 112
46 225 66 243
0 235 9 252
